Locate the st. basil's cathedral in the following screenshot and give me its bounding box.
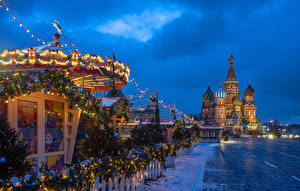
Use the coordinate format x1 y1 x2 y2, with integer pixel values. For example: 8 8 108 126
200 54 259 135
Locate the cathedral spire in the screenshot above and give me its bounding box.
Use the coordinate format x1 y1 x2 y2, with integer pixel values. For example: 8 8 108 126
226 54 237 81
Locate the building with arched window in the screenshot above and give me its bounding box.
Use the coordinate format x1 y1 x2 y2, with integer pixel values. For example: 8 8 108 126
200 54 259 136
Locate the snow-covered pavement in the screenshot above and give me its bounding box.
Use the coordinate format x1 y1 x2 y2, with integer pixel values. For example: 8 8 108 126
146 143 219 191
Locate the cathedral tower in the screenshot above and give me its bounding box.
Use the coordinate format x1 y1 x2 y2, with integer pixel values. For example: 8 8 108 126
200 85 215 124
224 54 240 117
214 85 226 125
242 83 258 130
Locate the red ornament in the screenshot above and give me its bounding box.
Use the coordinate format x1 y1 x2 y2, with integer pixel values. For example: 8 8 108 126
44 82 50 88
53 33 60 41
54 42 60 47
100 142 103 145
98 135 102 139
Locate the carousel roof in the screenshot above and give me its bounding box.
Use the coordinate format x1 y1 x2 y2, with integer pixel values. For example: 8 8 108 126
0 43 130 92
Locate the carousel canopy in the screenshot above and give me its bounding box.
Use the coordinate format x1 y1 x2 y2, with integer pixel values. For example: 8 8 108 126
0 43 130 92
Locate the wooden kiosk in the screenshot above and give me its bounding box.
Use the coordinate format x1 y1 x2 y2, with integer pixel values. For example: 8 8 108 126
0 39 130 174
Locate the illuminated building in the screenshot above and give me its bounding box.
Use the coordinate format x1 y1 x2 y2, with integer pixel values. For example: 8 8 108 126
200 54 259 135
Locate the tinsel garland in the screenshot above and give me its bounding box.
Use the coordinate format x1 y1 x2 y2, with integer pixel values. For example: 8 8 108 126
0 138 199 190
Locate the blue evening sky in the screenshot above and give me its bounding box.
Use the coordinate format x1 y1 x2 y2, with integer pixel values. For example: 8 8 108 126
0 0 299 124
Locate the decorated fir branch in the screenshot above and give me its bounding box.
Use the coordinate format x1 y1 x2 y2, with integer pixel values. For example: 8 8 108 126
0 137 199 190
0 70 99 117
0 116 39 191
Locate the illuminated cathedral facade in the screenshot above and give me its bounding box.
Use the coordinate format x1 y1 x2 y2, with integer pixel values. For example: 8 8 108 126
200 55 259 134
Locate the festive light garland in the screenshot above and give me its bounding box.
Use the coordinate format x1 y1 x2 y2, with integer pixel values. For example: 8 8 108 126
0 0 47 45
126 92 155 100
0 70 103 116
128 78 193 122
132 80 148 94
0 137 199 190
0 0 78 48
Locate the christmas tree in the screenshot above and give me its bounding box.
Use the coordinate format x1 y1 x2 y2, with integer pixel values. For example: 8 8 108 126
129 91 165 147
172 120 191 142
81 125 123 158
129 124 165 147
0 117 32 180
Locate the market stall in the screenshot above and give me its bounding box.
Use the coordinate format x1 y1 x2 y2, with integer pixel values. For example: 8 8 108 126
0 36 130 173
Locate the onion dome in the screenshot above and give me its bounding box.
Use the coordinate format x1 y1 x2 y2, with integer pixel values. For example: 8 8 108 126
226 54 237 81
233 95 242 106
203 86 215 101
244 83 255 97
215 87 226 98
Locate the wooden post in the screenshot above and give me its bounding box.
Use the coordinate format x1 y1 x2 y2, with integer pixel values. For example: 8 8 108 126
115 176 119 191
108 178 112 191
126 178 130 191
155 161 158 179
158 162 161 176
102 179 106 191
121 176 124 191
149 162 152 179
141 170 145 191
94 176 100 191
145 166 149 179
131 176 136 191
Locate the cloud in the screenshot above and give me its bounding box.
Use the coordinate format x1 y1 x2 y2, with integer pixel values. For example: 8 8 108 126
97 7 182 42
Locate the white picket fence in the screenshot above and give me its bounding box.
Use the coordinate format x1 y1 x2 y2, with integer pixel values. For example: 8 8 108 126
91 160 161 191
91 147 192 191
7 146 196 190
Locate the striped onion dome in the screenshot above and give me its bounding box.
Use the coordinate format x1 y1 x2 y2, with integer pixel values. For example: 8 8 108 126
215 87 226 98
203 86 214 101
244 83 255 97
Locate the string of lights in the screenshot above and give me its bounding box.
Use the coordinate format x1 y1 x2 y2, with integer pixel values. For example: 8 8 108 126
127 78 193 122
0 0 48 44
0 0 78 49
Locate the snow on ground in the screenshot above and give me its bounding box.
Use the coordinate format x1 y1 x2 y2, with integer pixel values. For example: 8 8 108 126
146 143 219 191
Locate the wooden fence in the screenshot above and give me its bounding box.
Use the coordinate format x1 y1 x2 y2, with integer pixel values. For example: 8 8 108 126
90 147 192 191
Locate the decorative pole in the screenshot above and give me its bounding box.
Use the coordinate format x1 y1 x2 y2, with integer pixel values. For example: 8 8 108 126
155 91 160 128
111 52 117 97
173 103 177 120
139 108 143 127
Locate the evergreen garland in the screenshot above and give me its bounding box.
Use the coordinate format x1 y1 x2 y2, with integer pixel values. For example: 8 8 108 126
0 70 103 117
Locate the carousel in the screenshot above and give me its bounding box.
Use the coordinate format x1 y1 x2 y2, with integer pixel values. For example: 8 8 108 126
0 31 130 174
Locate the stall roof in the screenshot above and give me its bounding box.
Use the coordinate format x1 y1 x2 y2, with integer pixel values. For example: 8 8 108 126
101 98 118 107
199 126 224 130
185 125 194 129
